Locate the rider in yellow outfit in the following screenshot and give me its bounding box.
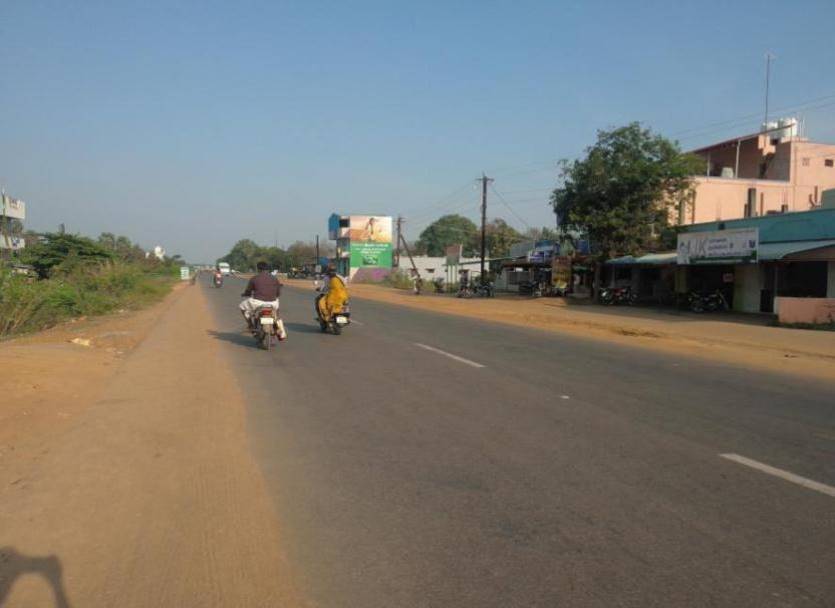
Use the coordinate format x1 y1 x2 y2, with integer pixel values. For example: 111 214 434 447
317 267 348 319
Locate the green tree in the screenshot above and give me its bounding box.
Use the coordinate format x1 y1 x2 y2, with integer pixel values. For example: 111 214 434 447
417 214 478 257
220 239 261 271
22 233 113 278
551 122 703 294
523 226 560 241
286 241 316 268
485 218 523 258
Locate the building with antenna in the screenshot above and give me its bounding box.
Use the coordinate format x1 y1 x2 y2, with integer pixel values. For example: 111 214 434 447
679 120 835 224
1 192 26 252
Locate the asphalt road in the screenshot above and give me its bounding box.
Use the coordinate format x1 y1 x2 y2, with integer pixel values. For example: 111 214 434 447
204 276 835 608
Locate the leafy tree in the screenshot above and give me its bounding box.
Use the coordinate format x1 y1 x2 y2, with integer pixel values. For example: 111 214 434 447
417 214 478 256
22 233 113 278
523 226 560 241
485 218 523 258
551 122 703 294
286 241 316 268
219 239 261 271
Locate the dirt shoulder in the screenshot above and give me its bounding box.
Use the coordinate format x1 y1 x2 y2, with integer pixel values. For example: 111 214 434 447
0 283 305 607
286 279 835 383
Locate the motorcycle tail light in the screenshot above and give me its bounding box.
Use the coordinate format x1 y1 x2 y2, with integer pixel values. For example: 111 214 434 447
259 309 273 317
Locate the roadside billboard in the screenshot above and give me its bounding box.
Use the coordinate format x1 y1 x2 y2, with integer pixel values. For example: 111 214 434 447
677 228 758 265
445 244 462 265
349 216 393 268
552 257 571 289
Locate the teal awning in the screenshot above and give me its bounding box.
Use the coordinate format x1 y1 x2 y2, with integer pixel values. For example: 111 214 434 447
758 239 835 261
606 252 677 266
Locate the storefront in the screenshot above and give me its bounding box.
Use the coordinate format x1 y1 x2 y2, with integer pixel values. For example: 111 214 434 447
606 207 835 313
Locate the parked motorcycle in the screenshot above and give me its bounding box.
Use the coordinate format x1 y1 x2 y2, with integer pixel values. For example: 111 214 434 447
315 294 351 335
474 281 494 298
688 290 728 313
600 286 638 306
433 278 445 294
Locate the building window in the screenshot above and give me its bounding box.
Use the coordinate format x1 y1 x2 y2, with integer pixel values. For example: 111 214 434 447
825 159 834 168
802 157 810 167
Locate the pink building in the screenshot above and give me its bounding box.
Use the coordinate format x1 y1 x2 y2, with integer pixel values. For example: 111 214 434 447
677 122 835 225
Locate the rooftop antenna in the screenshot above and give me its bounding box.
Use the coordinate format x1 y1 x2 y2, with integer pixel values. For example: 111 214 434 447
764 51 776 128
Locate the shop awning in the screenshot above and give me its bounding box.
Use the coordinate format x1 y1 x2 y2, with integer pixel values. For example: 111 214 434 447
758 240 835 261
606 252 677 266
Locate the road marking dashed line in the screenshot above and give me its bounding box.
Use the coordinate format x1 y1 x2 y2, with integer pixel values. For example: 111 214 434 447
719 453 835 498
414 343 485 369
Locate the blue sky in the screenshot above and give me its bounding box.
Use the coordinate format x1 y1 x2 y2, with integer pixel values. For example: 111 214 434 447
2 0 834 262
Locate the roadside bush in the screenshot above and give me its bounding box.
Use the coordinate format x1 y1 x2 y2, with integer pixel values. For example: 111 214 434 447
0 262 174 338
384 270 415 290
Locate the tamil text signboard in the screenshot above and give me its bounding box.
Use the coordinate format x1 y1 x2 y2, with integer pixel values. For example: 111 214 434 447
677 228 758 265
348 216 393 269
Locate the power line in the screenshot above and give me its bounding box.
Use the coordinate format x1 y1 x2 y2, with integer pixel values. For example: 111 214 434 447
490 184 533 231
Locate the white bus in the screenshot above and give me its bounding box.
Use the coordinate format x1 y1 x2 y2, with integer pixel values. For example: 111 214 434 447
217 262 231 275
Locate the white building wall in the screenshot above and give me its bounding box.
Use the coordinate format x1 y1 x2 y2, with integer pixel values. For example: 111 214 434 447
733 264 761 313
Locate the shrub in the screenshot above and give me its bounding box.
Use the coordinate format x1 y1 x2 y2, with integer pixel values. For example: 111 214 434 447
0 261 174 338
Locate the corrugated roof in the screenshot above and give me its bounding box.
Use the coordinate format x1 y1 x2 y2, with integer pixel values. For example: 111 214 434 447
682 208 835 243
758 239 835 260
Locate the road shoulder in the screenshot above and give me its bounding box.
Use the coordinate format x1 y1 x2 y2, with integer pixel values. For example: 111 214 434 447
0 282 305 607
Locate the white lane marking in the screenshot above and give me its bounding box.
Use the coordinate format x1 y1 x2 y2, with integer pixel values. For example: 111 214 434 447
560 395 570 400
414 343 485 369
719 453 835 498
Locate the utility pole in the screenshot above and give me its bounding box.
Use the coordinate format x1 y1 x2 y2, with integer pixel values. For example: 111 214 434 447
315 234 320 271
477 173 493 283
395 215 403 268
764 51 776 127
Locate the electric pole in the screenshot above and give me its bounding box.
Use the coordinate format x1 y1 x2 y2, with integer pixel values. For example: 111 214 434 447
764 51 776 127
395 215 403 268
478 173 493 283
315 234 320 270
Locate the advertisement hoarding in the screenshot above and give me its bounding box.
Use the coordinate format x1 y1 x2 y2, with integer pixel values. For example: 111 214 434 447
677 228 758 265
349 216 393 269
552 257 571 289
445 244 462 265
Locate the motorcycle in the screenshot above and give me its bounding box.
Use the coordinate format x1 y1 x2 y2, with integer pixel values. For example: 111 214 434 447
248 303 282 350
413 277 423 295
433 278 445 294
474 281 494 298
688 289 728 313
315 293 351 335
600 286 637 306
212 272 223 288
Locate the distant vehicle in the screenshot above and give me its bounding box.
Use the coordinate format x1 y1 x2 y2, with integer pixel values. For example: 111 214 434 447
218 262 231 275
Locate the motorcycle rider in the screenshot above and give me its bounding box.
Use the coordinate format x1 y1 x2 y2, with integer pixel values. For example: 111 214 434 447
316 265 348 321
240 262 287 341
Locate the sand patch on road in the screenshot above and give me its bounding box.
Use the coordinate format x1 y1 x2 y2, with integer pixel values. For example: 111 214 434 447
0 284 306 607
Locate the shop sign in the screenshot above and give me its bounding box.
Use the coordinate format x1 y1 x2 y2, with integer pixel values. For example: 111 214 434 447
552 257 571 289
445 243 462 265
677 228 758 265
